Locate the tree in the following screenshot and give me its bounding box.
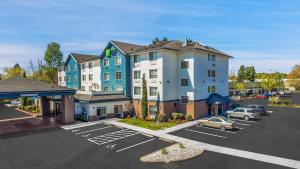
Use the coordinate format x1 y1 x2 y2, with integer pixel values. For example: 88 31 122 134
162 36 168 42
44 42 63 68
237 65 246 82
141 74 148 119
261 73 284 92
152 37 160 44
245 66 256 82
235 82 245 92
44 42 63 84
287 64 300 90
3 63 24 79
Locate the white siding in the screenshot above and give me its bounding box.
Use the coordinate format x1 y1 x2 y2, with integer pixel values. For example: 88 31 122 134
80 59 101 94
88 101 130 116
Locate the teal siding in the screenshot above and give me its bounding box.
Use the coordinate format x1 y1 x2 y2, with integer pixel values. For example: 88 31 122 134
101 43 131 96
65 55 80 89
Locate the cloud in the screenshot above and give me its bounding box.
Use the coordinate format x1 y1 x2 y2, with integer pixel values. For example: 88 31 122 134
0 44 44 73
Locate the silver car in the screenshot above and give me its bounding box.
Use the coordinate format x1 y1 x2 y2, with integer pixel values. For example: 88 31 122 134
226 107 260 121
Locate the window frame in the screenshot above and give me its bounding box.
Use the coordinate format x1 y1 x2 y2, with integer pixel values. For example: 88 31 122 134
149 69 158 79
149 87 158 96
104 58 110 67
181 61 189 69
115 57 122 65
134 71 141 79
181 79 189 86
181 96 189 103
134 86 141 95
115 71 122 80
104 72 110 81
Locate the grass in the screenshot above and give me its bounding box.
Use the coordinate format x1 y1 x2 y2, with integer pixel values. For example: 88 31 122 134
119 118 185 130
268 104 300 108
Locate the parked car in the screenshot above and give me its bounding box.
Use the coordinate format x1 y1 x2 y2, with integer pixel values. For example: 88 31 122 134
231 96 241 102
246 104 267 115
226 107 260 120
198 116 236 131
256 94 266 100
11 99 21 106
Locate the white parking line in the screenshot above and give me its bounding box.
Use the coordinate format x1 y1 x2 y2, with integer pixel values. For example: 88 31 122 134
233 119 257 123
185 129 227 138
236 123 250 126
75 126 112 135
88 129 141 145
195 126 237 134
116 138 156 153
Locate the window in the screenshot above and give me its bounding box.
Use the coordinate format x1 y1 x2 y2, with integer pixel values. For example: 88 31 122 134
81 86 86 91
208 70 216 77
134 71 141 79
181 96 189 103
116 86 123 91
88 62 93 69
181 61 189 69
116 72 122 80
97 107 106 117
59 77 62 82
208 86 216 93
208 54 216 62
211 70 216 77
150 87 158 96
89 74 93 81
114 105 123 114
73 65 77 71
82 63 86 69
134 87 141 95
89 86 92 91
133 55 139 63
103 86 108 92
149 69 158 79
149 51 158 61
68 65 71 71
115 57 121 65
181 79 189 86
104 58 109 67
82 75 86 81
104 72 109 80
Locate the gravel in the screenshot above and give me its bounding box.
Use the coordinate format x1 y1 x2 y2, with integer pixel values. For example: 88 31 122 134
140 143 204 163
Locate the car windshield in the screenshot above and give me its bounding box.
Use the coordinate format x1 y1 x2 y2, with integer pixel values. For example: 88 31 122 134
218 117 232 123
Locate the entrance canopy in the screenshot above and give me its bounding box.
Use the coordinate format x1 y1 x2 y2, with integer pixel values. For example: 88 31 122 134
0 78 75 99
206 93 229 104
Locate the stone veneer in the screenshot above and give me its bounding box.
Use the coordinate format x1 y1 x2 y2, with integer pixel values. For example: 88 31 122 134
132 100 209 120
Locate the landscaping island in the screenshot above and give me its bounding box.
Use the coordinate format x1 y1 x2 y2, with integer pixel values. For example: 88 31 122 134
120 118 186 130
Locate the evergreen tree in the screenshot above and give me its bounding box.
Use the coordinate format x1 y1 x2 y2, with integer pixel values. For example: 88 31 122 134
237 65 246 82
141 74 148 119
162 36 168 42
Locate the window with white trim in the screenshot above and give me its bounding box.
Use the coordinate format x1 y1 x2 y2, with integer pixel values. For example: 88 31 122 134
115 57 121 65
89 74 93 81
116 72 122 80
97 107 106 117
181 61 189 69
104 58 109 67
208 86 216 93
82 75 86 81
134 71 141 79
149 69 158 79
104 72 109 80
150 87 158 96
134 87 141 95
149 51 158 61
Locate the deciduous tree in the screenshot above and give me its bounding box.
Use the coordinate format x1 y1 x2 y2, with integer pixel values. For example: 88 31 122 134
287 64 300 90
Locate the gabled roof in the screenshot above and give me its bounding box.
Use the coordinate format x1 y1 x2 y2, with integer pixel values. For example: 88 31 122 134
70 53 99 63
133 40 233 58
100 40 145 58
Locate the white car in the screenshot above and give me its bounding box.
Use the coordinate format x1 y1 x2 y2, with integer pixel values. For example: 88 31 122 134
11 99 21 106
226 107 260 121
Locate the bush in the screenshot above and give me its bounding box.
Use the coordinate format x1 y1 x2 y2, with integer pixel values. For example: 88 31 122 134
268 96 280 104
161 148 168 155
185 114 193 121
157 114 168 122
24 105 35 111
279 99 291 105
172 112 184 120
179 143 185 149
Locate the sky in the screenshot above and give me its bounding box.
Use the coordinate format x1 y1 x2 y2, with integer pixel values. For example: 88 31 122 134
0 0 300 73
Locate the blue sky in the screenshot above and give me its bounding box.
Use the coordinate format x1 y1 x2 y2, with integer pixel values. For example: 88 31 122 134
0 0 300 73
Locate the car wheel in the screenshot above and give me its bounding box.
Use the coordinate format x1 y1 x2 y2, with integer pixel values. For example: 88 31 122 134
220 126 226 131
199 123 204 127
244 116 249 121
227 114 231 118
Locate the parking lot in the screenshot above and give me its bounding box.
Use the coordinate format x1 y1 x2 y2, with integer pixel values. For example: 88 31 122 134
173 98 300 162
0 101 32 121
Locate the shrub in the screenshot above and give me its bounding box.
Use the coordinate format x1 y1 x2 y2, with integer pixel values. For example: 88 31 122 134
185 114 193 121
172 112 184 120
157 114 168 122
179 143 185 149
279 99 291 105
161 148 168 155
268 96 280 104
